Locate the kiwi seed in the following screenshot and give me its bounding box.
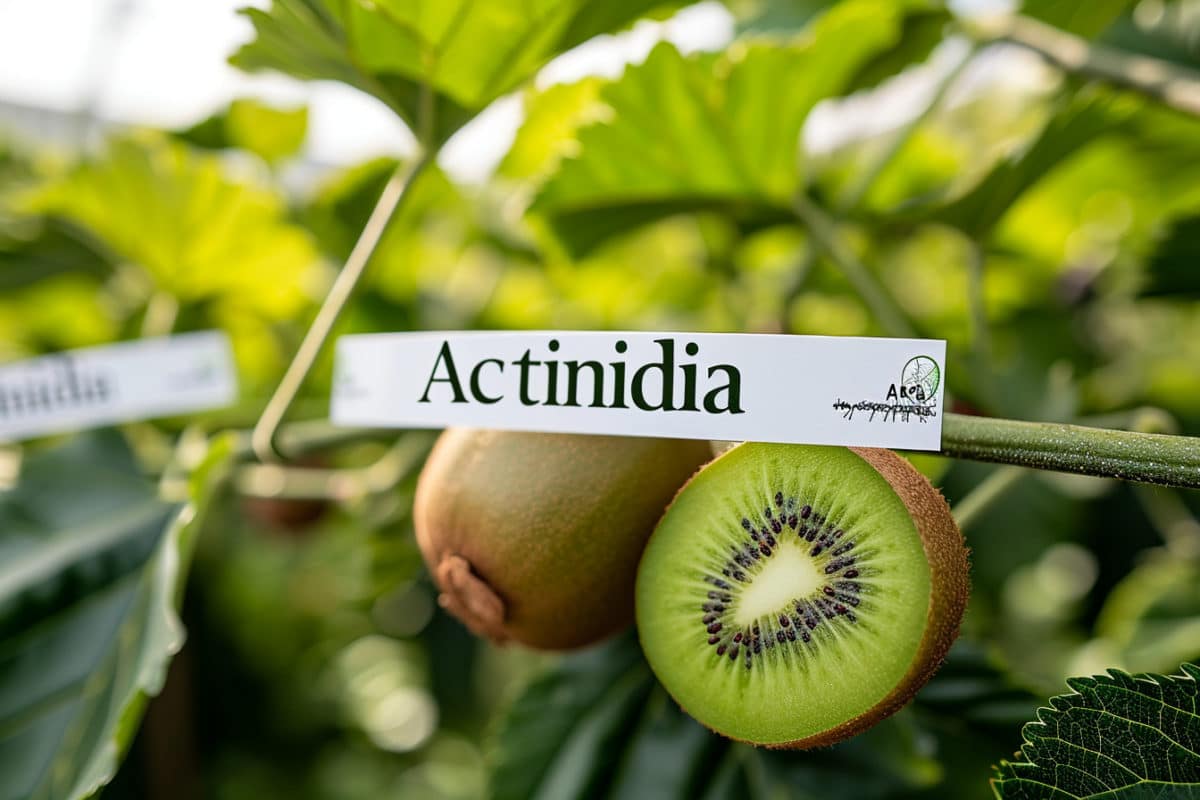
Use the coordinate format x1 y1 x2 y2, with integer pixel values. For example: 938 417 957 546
635 443 969 748
414 428 712 650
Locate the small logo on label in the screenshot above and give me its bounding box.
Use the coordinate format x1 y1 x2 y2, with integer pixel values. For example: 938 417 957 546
832 355 941 423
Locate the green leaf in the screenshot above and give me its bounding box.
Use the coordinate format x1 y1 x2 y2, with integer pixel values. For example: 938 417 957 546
532 0 910 256
898 90 1118 238
498 78 606 185
1143 214 1200 297
25 135 320 320
0 220 112 292
177 99 308 165
0 432 184 800
605 689 725 800
1021 0 1137 38
230 0 677 145
992 663 1200 800
1103 4 1200 72
916 641 1041 730
733 0 951 92
488 631 961 800
755 711 943 798
488 632 654 800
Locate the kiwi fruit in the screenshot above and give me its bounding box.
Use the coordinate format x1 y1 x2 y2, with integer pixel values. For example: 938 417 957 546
635 442 968 748
414 428 712 650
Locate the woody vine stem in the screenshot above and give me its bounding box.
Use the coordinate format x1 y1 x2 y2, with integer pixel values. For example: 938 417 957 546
243 21 1200 492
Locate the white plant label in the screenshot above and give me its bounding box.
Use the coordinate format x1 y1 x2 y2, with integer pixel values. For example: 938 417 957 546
331 331 947 451
0 331 237 442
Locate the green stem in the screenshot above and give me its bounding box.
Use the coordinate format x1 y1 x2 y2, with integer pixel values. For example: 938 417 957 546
968 14 1200 118
222 410 1200 491
964 242 990 364
952 465 1025 529
791 194 916 338
249 155 432 463
839 44 976 210
941 412 1200 489
1132 484 1200 557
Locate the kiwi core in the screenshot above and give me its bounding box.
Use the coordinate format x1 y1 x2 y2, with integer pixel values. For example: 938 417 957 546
733 539 822 627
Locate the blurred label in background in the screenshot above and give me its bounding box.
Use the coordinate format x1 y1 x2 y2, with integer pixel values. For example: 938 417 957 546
0 331 237 442
331 331 947 451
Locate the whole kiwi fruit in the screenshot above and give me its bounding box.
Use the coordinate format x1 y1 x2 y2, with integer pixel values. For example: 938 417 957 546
636 442 969 748
414 428 713 650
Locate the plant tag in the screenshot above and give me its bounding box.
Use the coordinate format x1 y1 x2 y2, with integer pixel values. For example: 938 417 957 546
331 331 946 451
0 331 237 442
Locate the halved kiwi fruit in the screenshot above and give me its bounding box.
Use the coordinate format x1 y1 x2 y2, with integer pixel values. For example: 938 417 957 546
635 442 969 748
414 428 713 650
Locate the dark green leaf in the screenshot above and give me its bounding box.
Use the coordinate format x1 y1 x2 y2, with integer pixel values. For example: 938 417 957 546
488 632 654 800
916 641 1041 730
605 689 725 800
754 711 943 798
1103 4 1200 72
1143 214 1200 297
992 663 1200 799
230 0 673 145
0 432 186 800
533 0 910 256
1021 0 1136 38
0 221 112 292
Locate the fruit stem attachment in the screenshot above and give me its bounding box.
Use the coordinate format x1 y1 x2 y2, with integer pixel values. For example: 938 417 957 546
435 555 509 644
941 412 1200 489
250 154 432 463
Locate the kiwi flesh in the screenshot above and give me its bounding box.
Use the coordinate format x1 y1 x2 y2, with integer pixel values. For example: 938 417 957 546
635 442 969 748
414 428 713 650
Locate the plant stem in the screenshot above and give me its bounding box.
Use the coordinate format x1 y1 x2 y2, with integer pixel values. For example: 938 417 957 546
226 410 1200 490
964 241 991 363
968 14 1200 118
952 465 1025 529
250 155 431 463
791 194 916 338
941 412 1200 489
1132 484 1200 558
839 43 976 210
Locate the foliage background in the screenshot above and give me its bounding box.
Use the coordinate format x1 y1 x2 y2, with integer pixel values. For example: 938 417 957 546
1 0 1200 798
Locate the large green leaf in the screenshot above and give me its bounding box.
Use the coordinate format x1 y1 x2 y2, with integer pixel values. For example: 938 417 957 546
488 632 999 800
0 432 183 800
230 0 679 145
25 135 320 321
992 663 1200 799
488 632 655 800
530 0 914 256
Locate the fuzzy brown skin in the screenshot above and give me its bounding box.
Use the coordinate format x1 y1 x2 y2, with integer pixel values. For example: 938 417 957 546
768 447 970 749
414 428 713 650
